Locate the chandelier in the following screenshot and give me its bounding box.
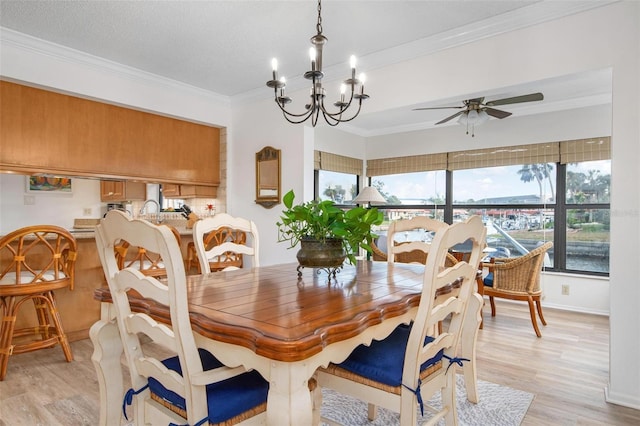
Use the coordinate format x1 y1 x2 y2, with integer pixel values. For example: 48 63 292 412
266 0 369 127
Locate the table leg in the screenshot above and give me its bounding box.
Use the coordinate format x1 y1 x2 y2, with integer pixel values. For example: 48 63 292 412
267 361 314 425
90 319 124 426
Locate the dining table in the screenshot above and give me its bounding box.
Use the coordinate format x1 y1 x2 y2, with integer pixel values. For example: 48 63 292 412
90 260 482 425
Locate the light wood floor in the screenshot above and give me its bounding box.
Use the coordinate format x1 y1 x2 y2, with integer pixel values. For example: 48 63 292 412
1 300 639 425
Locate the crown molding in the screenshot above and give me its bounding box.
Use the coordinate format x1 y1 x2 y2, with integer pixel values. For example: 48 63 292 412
0 27 231 107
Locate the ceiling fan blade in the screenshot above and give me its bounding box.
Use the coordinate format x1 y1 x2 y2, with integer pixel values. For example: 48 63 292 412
413 106 464 111
485 92 543 106
436 110 464 125
484 107 512 119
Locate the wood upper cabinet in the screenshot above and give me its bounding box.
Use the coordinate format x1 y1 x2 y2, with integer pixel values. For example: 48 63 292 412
100 180 146 202
162 184 217 199
0 81 220 186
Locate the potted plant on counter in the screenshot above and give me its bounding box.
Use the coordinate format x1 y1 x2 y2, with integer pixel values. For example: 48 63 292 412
276 190 383 276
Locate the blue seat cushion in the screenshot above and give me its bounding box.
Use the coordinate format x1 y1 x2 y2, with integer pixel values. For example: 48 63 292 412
483 272 494 287
147 348 269 424
336 324 444 387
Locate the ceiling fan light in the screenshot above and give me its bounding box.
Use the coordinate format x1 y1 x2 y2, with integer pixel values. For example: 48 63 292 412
477 110 490 124
457 111 468 126
467 109 479 123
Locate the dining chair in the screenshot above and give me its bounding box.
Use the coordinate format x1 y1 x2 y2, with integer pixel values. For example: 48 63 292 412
95 210 268 425
192 213 260 273
315 216 486 425
385 216 449 264
0 225 77 380
482 241 553 337
114 224 182 278
373 217 483 402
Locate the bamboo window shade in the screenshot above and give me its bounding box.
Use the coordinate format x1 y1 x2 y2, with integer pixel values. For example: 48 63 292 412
560 137 611 163
366 153 447 177
314 151 363 175
363 137 610 176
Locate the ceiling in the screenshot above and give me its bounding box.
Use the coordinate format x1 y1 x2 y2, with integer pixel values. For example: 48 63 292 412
0 0 614 136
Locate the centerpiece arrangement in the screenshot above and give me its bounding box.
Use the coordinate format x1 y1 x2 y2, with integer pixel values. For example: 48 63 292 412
276 190 383 277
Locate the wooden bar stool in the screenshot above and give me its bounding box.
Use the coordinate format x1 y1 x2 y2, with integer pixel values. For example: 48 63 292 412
0 225 77 380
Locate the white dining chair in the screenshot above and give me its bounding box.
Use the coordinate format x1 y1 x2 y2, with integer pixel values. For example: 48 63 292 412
94 210 268 425
315 216 486 425
192 213 260 273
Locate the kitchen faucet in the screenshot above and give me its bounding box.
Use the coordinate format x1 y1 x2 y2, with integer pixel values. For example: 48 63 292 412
140 199 162 223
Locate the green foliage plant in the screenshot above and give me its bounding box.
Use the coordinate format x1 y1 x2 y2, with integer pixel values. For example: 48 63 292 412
276 189 384 265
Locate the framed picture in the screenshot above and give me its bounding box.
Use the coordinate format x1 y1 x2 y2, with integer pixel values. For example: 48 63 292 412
26 176 73 194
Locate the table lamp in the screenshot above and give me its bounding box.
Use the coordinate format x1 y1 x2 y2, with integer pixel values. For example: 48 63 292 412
352 186 386 208
353 186 386 260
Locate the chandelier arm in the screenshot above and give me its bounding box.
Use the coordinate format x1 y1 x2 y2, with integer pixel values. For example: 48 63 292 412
320 88 356 119
321 101 363 124
281 108 313 124
273 98 316 119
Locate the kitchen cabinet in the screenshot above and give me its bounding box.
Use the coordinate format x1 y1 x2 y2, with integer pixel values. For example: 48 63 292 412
100 180 146 202
162 184 217 199
1 81 220 187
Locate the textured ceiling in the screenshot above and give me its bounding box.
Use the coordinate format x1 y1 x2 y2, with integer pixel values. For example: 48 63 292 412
0 0 613 135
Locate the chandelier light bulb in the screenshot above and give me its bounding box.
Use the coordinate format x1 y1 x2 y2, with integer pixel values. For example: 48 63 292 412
271 58 278 72
350 55 357 70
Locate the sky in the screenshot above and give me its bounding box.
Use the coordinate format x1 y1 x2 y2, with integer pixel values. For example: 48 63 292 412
320 160 610 204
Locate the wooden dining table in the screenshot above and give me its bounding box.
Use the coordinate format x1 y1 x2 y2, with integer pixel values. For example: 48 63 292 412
90 260 481 425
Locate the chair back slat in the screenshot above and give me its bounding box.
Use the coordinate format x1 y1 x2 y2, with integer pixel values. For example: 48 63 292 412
193 213 260 273
386 217 448 264
0 226 77 289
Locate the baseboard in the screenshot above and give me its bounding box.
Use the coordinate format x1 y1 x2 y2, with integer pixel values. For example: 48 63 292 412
605 386 640 410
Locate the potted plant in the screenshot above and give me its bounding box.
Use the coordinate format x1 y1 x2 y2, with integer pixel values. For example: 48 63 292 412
276 190 384 268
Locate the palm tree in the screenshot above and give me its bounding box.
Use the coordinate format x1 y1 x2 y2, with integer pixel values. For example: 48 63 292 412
517 163 555 202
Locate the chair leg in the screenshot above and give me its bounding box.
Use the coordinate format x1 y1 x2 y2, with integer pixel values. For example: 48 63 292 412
535 298 547 326
527 296 542 337
367 403 378 421
489 296 496 317
45 292 73 362
0 296 17 381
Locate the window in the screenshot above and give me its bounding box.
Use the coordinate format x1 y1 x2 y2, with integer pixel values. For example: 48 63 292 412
316 170 358 203
563 160 610 273
358 137 611 275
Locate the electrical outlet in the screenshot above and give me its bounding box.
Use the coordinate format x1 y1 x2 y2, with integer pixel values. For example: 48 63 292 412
83 208 92 216
24 195 35 205
561 284 570 295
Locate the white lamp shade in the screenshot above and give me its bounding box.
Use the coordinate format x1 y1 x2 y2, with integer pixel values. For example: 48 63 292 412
353 186 386 205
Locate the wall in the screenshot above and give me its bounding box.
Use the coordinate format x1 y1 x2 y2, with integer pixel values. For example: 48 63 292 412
0 174 102 233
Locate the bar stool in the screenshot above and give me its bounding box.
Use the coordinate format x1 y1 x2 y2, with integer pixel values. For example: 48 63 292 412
0 225 77 380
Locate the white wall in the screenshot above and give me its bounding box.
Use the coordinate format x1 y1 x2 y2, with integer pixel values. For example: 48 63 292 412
0 174 101 232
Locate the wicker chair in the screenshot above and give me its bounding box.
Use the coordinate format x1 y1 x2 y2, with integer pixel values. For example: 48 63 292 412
114 224 182 278
316 217 486 425
482 241 553 337
0 225 77 380
95 210 268 425
192 213 259 274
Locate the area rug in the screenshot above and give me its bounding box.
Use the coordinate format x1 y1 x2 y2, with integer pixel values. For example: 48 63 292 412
320 374 534 426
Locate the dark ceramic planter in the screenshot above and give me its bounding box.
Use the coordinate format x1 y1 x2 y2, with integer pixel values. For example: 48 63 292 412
296 238 346 268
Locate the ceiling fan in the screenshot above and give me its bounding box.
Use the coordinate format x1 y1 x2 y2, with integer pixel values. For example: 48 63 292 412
413 92 544 136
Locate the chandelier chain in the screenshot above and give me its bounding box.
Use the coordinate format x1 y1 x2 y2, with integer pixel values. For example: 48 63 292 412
316 0 323 35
